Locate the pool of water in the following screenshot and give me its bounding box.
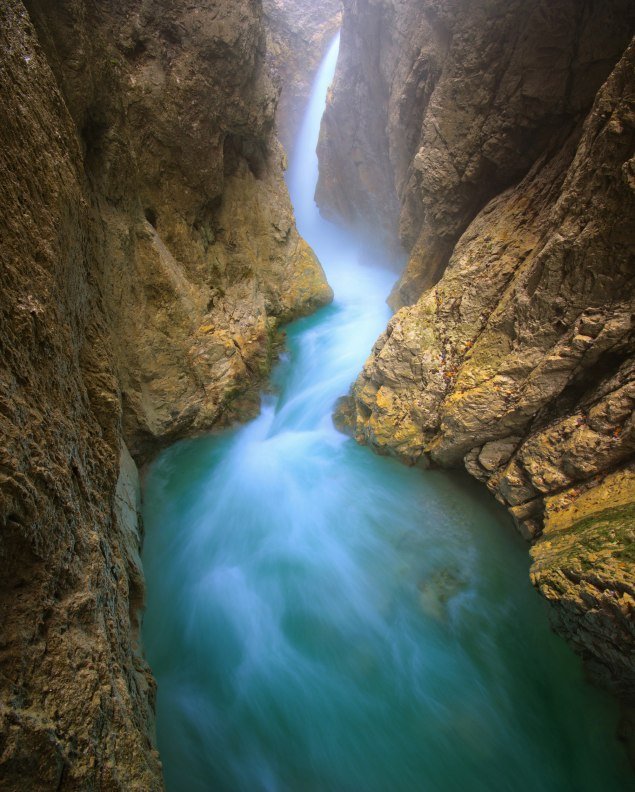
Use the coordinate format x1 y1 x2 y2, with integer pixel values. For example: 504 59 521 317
141 35 631 792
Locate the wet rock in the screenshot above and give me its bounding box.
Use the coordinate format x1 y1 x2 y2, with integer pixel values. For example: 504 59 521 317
333 394 357 435
0 0 331 787
323 0 635 724
531 466 635 756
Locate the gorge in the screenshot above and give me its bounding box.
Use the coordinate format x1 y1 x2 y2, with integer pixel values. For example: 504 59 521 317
142 33 632 791
0 0 633 790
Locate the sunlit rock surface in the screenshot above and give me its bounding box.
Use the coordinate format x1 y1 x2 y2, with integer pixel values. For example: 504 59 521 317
322 0 635 741
0 0 330 787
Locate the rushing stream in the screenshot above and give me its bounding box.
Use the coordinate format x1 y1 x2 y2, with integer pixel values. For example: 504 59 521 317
141 36 631 791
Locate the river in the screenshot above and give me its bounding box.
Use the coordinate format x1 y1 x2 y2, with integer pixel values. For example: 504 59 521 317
141 35 631 792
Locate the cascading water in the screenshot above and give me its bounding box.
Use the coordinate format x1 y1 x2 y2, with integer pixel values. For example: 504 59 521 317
141 36 631 791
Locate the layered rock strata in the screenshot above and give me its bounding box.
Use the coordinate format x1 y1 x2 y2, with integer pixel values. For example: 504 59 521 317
320 0 635 747
0 0 331 788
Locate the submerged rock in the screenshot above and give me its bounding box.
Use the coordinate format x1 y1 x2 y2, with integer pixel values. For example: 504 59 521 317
417 566 467 622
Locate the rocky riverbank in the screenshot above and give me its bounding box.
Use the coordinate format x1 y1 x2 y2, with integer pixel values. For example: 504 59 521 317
319 0 635 758
0 0 332 787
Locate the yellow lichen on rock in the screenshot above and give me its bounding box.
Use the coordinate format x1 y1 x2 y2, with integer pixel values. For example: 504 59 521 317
325 0 635 718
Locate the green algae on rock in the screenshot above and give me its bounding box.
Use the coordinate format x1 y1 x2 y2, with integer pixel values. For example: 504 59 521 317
532 467 635 714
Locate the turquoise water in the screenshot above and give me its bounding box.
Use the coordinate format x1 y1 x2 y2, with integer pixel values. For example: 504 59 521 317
141 36 631 792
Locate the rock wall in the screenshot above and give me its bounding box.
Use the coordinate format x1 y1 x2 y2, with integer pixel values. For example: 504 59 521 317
320 0 635 750
318 0 634 302
0 0 331 788
26 0 333 461
264 0 342 155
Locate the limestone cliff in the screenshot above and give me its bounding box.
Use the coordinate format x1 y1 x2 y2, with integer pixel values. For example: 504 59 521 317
320 0 635 748
0 0 331 788
264 0 342 155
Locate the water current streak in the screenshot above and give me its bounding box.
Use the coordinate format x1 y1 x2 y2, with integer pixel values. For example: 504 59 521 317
142 35 631 792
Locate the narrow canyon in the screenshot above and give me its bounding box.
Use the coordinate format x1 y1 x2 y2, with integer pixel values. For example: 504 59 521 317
0 1 633 790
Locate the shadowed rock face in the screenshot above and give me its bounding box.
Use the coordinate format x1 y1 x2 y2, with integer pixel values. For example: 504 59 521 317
0 0 331 787
321 0 635 749
318 0 634 303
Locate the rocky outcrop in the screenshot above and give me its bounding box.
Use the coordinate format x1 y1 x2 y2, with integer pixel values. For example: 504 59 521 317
264 0 342 155
0 0 331 788
26 0 332 461
316 0 403 247
321 0 635 744
531 467 635 726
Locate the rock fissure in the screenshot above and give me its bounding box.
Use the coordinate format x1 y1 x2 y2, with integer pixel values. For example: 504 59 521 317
2 0 635 784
